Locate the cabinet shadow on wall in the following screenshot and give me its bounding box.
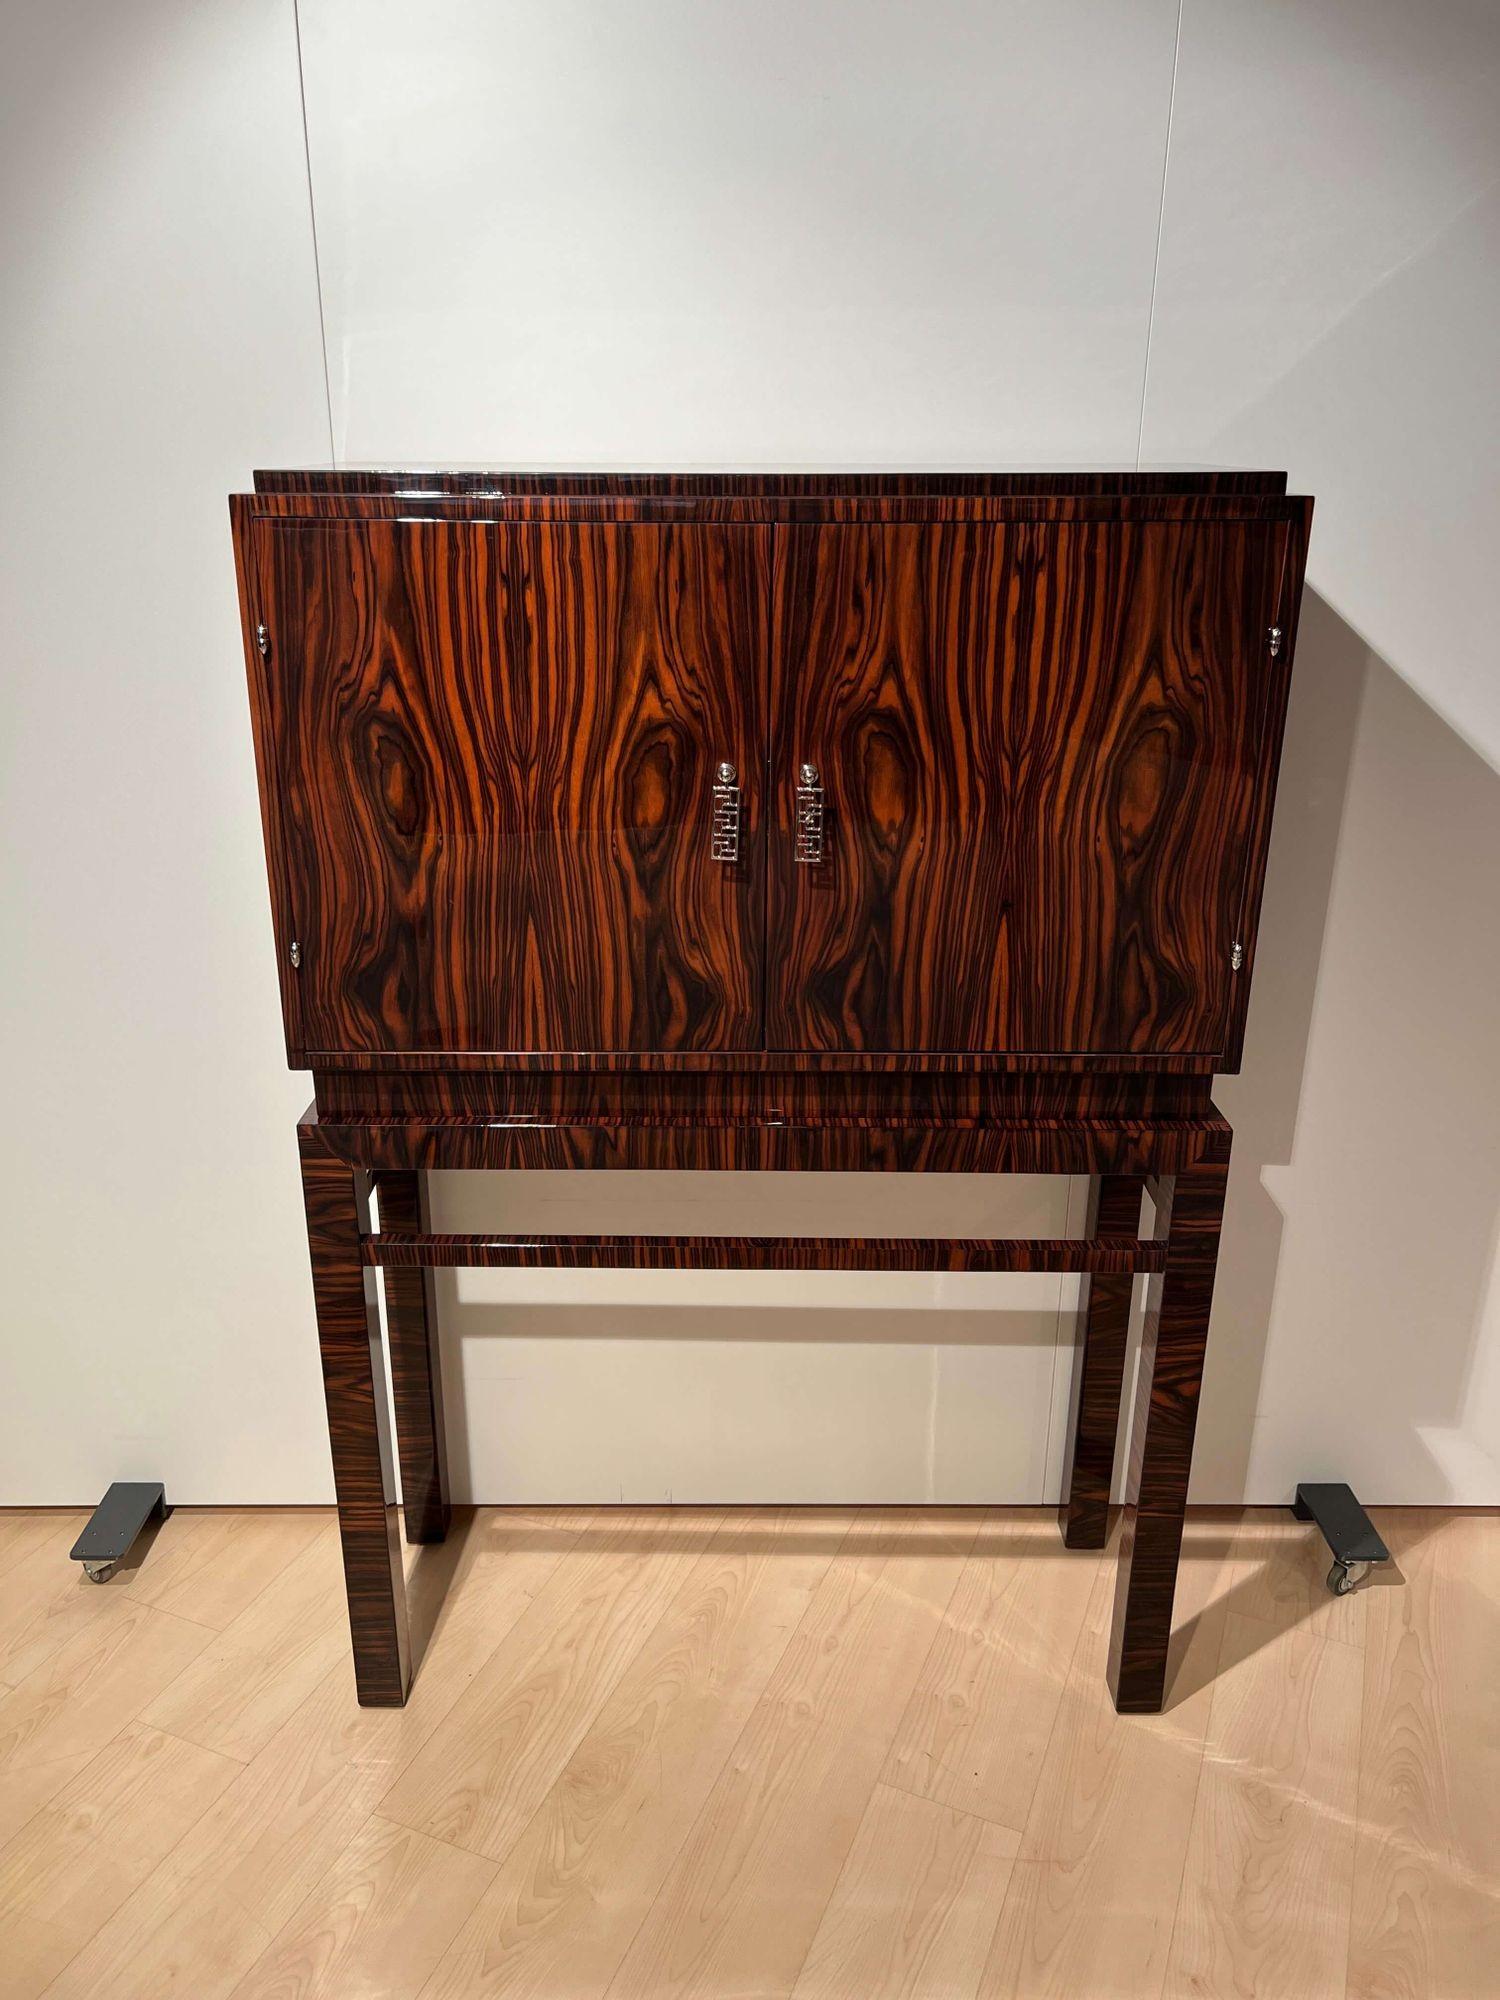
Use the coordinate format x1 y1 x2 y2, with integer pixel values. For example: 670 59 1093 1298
1200 587 1500 1504
401 588 1500 1506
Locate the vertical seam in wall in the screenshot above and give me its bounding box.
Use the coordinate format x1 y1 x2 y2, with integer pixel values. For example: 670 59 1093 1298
1040 1175 1083 1501
1135 0 1184 470
293 0 337 464
926 1344 940 1501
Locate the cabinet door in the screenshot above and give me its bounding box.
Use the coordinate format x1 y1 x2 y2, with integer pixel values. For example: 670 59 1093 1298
251 518 768 1054
767 519 1278 1055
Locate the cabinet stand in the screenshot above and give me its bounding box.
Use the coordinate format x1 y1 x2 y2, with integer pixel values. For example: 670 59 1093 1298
298 1076 1230 1716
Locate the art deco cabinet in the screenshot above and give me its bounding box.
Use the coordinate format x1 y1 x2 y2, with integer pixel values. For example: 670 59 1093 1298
230 469 1311 1713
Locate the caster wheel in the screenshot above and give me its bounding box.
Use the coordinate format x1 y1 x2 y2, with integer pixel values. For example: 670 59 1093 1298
1327 1559 1369 1597
82 1559 117 1583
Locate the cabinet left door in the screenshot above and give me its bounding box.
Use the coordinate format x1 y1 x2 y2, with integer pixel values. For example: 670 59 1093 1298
243 516 769 1055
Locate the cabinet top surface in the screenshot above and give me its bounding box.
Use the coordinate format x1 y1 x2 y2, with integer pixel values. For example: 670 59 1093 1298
252 466 1293 499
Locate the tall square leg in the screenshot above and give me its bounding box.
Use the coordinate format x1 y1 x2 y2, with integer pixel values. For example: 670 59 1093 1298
299 1131 411 1706
1107 1141 1230 1714
1058 1174 1143 1547
374 1170 451 1545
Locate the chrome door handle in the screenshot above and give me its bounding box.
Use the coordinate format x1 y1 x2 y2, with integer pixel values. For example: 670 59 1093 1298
795 761 824 864
711 760 741 863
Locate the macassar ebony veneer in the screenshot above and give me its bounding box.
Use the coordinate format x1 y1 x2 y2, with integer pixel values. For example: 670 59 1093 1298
232 469 1310 1717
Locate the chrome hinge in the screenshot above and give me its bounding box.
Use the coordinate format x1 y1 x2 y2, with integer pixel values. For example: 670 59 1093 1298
1230 940 1245 972
289 940 302 970
1267 625 1283 659
256 622 270 657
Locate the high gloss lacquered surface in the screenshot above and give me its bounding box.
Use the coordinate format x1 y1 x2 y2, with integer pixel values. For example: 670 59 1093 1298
1058 1174 1143 1548
235 472 1306 1714
234 479 1309 1070
295 1094 1233 1712
251 515 768 1056
297 1139 409 1704
360 1231 1167 1273
769 519 1278 1054
373 1172 450 1547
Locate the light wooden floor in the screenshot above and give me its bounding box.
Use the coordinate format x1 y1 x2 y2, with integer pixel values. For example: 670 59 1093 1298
0 1505 1494 2000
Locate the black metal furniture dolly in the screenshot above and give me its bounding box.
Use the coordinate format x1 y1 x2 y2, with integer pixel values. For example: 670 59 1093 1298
69 1481 169 1582
1293 1481 1390 1596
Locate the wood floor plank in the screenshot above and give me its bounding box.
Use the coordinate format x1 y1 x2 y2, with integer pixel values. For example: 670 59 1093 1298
418 1508 847 2000
141 1522 350 1761
0 1515 87 1589
1162 1612 1363 2000
227 1813 497 2000
978 1516 1244 2000
606 1509 982 2000
0 1601 215 1848
1229 1508 1369 1651
791 1782 1018 2000
0 1506 1482 2000
41 1511 592 2000
881 1511 1098 1836
0 1528 140 1691
124 1510 330 1631
1347 1510 1500 2000
379 1509 720 1860
0 1720 240 2000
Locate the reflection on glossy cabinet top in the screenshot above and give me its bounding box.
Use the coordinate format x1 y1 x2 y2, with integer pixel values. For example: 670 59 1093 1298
252 467 1293 498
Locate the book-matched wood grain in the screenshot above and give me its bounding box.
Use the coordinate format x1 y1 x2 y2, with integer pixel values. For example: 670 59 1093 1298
252 517 768 1058
769 520 1278 1057
235 480 1309 1073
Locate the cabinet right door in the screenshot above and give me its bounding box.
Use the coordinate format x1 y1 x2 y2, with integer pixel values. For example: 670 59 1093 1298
767 517 1281 1055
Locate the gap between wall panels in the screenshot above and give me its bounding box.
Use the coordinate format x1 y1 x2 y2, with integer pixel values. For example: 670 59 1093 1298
293 0 336 464
1136 0 1184 470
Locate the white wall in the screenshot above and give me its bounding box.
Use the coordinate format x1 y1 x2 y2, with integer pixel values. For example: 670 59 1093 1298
1 0 333 1502
3 0 1497 1505
299 0 1181 466
1142 0 1500 1501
